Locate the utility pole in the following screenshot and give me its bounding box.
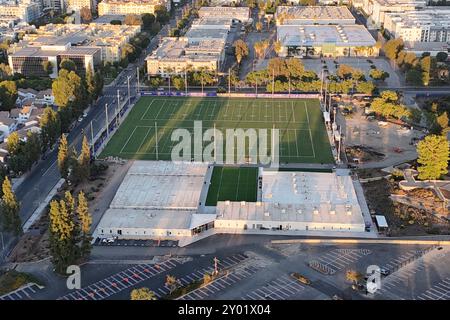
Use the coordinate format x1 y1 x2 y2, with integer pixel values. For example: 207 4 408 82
255 79 258 97
127 75 131 108
105 103 109 137
168 74 171 94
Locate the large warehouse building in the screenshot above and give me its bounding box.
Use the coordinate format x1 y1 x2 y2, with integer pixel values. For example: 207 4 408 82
95 162 368 246
275 5 377 58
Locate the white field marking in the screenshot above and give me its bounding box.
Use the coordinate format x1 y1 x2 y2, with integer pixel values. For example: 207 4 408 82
119 126 138 154
304 101 316 159
140 99 157 120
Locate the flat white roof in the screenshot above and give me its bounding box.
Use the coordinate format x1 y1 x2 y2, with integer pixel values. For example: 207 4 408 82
96 161 214 232
216 169 365 225
110 161 208 210
262 170 360 206
277 24 375 47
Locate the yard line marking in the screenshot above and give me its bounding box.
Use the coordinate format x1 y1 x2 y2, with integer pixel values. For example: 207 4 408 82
119 126 138 154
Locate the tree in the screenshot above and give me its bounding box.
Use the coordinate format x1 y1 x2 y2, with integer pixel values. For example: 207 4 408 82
78 136 91 182
0 176 21 234
52 69 82 108
130 287 157 300
383 38 404 61
273 40 282 56
436 52 448 63
255 21 263 32
285 58 304 79
417 135 449 180
80 7 92 23
154 5 170 24
436 112 449 134
172 76 185 91
124 14 142 26
77 191 92 259
233 40 249 64
420 56 431 86
40 107 60 152
165 275 179 293
49 199 76 274
356 81 375 94
141 13 155 30
59 58 77 73
42 61 53 75
6 131 20 155
0 80 18 111
268 57 288 78
346 270 362 284
369 68 389 81
57 134 70 180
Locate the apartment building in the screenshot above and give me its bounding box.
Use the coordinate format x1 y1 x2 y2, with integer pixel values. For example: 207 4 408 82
383 8 450 42
67 0 95 12
0 0 42 23
360 0 427 27
8 44 101 78
97 0 171 16
197 6 251 23
275 6 356 25
13 22 141 63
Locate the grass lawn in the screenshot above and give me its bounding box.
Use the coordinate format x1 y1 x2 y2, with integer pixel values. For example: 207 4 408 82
205 166 258 206
100 97 334 164
0 270 42 296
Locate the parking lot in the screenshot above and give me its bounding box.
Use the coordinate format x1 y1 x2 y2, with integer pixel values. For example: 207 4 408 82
178 264 260 300
311 248 372 274
416 278 450 300
243 275 308 300
0 283 43 301
58 259 183 300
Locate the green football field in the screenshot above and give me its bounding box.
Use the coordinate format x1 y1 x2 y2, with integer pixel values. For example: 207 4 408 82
205 166 258 206
100 96 334 164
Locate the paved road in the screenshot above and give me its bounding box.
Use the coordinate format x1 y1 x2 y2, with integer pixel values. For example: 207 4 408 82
0 12 179 262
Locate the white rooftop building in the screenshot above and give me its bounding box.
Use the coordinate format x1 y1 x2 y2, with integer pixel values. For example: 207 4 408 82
215 169 366 233
275 6 356 26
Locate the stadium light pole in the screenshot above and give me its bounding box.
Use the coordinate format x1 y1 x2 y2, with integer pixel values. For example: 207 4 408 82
90 120 95 158
271 68 274 98
184 67 188 96
105 103 109 137
127 76 131 108
136 67 140 95
228 68 231 96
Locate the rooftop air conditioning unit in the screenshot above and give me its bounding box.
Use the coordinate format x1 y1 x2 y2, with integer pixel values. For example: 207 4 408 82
281 209 286 213
225 200 230 205
297 209 302 214
256 202 262 206
264 212 270 217
241 201 246 206
330 210 336 215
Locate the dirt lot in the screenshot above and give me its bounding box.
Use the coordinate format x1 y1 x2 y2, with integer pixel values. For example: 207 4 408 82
9 161 128 263
362 178 450 237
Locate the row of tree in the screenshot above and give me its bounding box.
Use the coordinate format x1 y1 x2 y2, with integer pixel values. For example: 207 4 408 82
57 135 91 185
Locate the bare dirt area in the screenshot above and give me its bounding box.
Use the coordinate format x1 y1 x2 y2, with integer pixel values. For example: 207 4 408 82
8 161 129 263
362 178 450 237
346 145 385 163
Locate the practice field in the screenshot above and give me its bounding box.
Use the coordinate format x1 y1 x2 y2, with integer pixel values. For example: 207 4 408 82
100 97 334 164
205 167 258 206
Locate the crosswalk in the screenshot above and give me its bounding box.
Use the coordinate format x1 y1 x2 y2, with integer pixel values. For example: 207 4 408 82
0 283 43 301
243 275 307 300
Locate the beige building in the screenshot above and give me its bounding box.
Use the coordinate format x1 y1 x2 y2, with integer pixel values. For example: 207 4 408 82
98 0 171 16
146 37 225 77
275 6 356 26
67 0 95 12
197 6 251 23
360 0 427 27
14 22 141 63
0 1 42 23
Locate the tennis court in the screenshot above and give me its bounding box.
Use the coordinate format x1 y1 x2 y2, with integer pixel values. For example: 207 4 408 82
100 97 334 164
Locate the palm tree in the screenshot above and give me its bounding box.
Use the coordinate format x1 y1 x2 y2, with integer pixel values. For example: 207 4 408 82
130 287 157 300
165 275 178 293
346 270 362 284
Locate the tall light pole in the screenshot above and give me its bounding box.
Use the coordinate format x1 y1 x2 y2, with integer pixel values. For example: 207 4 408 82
228 67 231 96
90 120 95 158
136 66 140 94
105 103 109 137
184 67 188 96
127 76 131 108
